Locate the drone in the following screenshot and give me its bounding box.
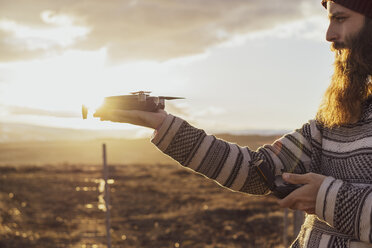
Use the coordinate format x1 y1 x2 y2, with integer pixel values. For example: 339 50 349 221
82 91 184 119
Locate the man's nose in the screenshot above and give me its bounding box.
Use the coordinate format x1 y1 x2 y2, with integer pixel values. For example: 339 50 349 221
326 24 339 42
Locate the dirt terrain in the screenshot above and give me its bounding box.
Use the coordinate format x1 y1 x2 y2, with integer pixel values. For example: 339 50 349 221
0 163 296 248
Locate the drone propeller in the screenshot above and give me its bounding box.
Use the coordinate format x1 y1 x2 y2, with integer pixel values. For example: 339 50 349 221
159 96 185 100
131 91 151 95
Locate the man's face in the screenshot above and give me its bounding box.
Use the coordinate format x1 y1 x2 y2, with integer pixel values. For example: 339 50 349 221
317 2 372 128
326 1 366 49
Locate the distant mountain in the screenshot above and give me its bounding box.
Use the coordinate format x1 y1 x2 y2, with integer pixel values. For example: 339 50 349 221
0 122 142 143
0 122 281 166
0 122 286 143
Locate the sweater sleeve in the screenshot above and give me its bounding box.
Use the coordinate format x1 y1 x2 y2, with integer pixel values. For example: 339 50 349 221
315 177 372 243
151 114 316 195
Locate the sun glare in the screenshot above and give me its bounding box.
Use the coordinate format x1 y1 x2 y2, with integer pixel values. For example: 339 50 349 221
0 45 188 130
0 11 195 131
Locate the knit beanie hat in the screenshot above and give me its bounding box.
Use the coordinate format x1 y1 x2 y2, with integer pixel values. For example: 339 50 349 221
321 0 372 19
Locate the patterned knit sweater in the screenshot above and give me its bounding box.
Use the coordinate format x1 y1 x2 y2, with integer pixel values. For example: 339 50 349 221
150 98 372 248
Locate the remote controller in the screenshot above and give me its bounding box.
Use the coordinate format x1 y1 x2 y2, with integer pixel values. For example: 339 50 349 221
252 159 303 199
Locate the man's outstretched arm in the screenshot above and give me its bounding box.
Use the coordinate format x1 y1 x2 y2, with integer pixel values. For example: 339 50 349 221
150 113 315 195
94 109 315 195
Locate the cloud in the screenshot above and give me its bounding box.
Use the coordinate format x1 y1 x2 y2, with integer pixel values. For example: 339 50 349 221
0 0 324 62
0 29 45 62
165 102 226 124
240 16 328 43
3 105 80 118
165 102 190 117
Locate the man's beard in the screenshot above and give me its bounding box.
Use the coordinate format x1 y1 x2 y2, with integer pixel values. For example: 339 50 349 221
316 18 372 128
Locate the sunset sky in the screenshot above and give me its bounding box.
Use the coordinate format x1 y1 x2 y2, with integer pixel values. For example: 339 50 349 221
0 0 335 140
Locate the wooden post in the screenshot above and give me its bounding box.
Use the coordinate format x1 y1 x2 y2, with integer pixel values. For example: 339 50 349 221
283 208 288 247
103 144 112 248
293 210 304 238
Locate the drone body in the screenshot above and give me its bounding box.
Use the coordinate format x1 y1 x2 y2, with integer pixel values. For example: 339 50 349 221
82 91 184 119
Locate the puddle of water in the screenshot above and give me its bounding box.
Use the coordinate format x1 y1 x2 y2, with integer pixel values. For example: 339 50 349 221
76 187 97 192
98 194 106 211
97 179 106 212
77 178 114 212
9 208 21 216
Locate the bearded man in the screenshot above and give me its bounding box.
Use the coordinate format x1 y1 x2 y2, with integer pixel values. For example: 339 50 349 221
94 1 372 247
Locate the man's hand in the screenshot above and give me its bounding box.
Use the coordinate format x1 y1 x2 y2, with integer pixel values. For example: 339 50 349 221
93 108 168 130
277 172 326 214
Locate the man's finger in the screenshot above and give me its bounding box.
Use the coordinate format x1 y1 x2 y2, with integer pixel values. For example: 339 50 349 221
282 173 310 184
277 183 310 208
277 191 296 208
304 209 315 215
100 114 135 123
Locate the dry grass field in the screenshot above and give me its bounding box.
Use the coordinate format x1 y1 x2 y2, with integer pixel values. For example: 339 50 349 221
0 134 298 247
0 163 296 248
